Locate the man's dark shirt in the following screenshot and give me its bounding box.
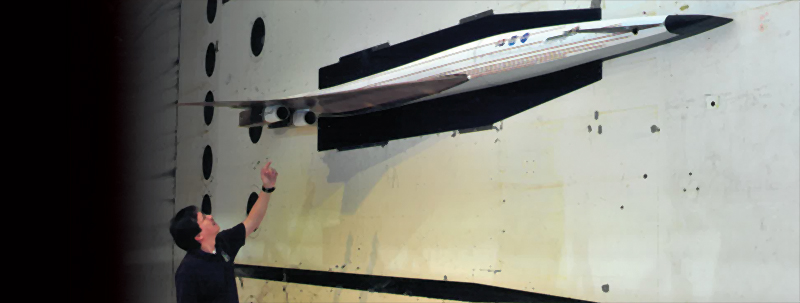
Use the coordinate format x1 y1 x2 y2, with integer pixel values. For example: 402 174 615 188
175 223 246 303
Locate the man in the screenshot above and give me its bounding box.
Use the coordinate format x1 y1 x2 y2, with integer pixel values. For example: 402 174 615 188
169 161 278 303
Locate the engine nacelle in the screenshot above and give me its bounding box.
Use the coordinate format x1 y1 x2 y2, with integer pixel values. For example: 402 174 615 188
292 109 317 126
263 105 290 123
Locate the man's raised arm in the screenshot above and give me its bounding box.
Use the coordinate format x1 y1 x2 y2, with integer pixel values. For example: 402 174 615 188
243 161 277 237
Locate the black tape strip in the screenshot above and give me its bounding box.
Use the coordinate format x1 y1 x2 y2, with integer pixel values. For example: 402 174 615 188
234 264 595 303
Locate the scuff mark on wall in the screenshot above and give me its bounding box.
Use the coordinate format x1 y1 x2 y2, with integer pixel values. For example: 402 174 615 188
389 168 400 189
367 233 379 275
759 12 770 32
651 125 661 133
303 178 317 210
332 287 342 303
343 233 354 270
258 281 270 303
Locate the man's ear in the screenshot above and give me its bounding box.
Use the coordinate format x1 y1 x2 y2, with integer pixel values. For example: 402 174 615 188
195 234 203 242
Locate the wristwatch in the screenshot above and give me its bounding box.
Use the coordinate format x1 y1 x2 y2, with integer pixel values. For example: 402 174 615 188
262 186 275 193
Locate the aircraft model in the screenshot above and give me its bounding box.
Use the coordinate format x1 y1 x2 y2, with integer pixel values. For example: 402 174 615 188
180 13 732 149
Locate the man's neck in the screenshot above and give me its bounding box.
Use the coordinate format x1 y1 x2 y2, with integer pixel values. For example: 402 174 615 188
200 239 216 254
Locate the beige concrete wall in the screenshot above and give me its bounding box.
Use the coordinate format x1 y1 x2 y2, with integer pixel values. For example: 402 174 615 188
177 1 799 302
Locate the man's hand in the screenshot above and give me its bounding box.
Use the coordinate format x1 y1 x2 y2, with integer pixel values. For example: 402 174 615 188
261 161 278 188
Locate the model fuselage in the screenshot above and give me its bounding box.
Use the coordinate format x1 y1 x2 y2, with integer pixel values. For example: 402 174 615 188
295 15 679 101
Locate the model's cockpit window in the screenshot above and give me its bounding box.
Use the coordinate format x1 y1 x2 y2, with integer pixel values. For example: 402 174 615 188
521 33 530 43
509 36 518 46
496 39 505 47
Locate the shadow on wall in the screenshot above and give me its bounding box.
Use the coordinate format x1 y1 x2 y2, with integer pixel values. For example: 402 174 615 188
320 134 445 214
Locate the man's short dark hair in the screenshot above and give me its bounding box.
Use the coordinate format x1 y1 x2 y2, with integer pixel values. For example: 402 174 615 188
170 205 201 251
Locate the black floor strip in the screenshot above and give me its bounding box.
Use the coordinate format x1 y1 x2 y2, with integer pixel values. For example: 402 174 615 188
235 264 595 303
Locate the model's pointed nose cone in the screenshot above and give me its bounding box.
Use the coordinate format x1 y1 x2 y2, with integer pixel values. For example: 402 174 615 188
665 15 733 35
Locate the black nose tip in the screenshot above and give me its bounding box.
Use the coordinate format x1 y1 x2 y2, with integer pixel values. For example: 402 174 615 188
665 15 733 35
